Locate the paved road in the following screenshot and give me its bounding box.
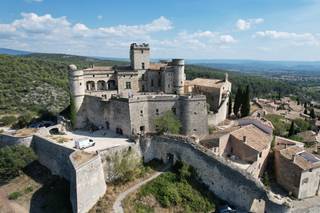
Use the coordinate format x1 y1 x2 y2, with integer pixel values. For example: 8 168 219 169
112 167 169 213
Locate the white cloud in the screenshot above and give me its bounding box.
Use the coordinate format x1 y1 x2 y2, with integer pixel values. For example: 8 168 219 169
0 12 237 58
97 15 103 20
254 30 320 46
236 18 264 31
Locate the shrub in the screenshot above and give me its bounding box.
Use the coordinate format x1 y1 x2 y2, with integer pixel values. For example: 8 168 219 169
0 145 37 181
0 115 17 126
24 186 33 193
8 191 22 200
154 111 182 134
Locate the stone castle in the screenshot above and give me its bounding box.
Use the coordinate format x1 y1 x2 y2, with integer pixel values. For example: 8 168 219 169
69 43 231 137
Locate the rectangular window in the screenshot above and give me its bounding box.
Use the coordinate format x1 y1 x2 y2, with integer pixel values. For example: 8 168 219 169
151 79 154 87
125 82 131 89
142 62 145 69
142 74 145 80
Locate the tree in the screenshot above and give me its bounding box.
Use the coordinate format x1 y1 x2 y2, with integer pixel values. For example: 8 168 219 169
154 111 182 134
310 108 316 119
288 121 296 137
228 95 232 116
233 87 243 117
0 145 37 181
241 85 251 117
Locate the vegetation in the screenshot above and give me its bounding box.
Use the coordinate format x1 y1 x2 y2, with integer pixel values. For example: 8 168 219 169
265 114 290 136
233 87 242 117
126 161 216 213
0 145 37 182
240 85 251 117
288 121 296 137
0 115 17 126
154 111 182 134
0 54 124 119
8 191 22 200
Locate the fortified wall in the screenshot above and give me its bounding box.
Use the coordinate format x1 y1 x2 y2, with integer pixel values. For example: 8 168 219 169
140 135 290 213
31 135 106 213
0 133 33 148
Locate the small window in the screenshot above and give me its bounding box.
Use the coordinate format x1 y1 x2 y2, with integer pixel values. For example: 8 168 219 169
93 75 95 77
142 74 145 80
126 82 131 89
168 84 170 88
194 112 197 115
259 152 262 158
172 107 176 115
151 79 154 87
140 110 143 116
107 74 109 77
141 49 144 54
193 129 197 132
80 83 82 85
156 109 159 115
142 62 145 69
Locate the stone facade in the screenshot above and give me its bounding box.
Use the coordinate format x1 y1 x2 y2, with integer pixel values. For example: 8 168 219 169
274 137 320 199
68 43 231 137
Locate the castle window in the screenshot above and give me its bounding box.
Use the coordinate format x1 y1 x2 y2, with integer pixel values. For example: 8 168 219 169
141 49 144 54
107 74 109 77
126 82 131 89
80 83 82 86
194 112 197 115
193 129 197 132
156 109 159 115
140 110 143 116
259 152 262 158
151 79 154 87
93 75 95 77
142 62 145 69
168 84 170 88
142 74 145 80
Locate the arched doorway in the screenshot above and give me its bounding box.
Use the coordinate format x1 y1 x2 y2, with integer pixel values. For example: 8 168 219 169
86 81 95 91
107 80 116 90
97 80 106 90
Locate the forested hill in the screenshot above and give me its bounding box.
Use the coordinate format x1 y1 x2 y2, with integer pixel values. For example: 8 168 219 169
0 53 303 120
0 54 125 117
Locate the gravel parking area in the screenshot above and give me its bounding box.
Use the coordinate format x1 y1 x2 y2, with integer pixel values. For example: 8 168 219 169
62 130 131 152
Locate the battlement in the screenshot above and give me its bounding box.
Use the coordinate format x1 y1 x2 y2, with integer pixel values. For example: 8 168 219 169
130 43 150 50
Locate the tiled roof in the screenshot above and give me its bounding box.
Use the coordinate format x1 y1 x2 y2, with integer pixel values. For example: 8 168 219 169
230 124 272 152
84 66 114 71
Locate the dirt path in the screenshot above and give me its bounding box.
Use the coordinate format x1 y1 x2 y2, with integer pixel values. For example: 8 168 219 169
112 166 169 213
0 188 28 213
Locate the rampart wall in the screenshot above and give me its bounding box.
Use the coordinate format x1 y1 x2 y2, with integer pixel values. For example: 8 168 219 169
0 133 33 148
140 135 290 213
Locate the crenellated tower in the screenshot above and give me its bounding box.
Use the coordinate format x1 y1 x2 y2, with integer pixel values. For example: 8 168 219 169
172 59 185 95
130 43 150 70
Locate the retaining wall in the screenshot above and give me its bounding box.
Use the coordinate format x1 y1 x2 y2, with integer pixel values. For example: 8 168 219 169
0 133 33 148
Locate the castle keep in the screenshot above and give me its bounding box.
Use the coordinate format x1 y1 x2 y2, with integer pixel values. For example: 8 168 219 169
69 43 231 137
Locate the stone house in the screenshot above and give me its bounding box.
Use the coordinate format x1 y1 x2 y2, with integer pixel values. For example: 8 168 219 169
201 124 272 178
274 136 320 199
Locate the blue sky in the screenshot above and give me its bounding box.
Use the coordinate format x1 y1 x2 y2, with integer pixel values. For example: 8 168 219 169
0 0 319 60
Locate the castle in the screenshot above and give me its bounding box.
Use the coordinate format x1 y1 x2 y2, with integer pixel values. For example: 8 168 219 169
68 43 231 137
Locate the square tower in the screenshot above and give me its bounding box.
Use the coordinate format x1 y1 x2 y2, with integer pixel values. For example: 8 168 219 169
130 43 150 70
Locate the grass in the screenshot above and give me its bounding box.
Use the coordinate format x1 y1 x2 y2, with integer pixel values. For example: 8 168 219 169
8 191 22 200
124 161 217 213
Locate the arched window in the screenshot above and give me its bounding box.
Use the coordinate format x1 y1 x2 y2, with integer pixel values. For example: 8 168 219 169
86 81 95 91
97 80 106 90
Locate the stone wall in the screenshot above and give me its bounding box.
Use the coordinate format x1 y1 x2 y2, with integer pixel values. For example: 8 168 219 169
69 152 106 213
0 133 33 148
31 135 106 213
208 95 229 126
140 135 289 212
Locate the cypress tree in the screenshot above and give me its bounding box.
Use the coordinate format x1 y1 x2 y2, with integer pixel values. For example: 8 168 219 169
310 108 316 119
288 121 295 137
241 85 251 117
233 87 242 117
228 95 232 116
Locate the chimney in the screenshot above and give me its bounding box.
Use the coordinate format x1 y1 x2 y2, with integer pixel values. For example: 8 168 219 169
243 136 247 143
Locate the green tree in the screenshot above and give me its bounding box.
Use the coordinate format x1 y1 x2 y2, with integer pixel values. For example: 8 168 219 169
241 85 251 117
154 111 182 134
0 145 37 181
233 87 243 117
70 95 76 128
288 121 296 137
310 108 316 119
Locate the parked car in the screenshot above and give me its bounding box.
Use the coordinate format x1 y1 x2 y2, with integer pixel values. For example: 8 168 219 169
74 138 95 149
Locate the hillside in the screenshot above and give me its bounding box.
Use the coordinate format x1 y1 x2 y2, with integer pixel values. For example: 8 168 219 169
0 54 125 117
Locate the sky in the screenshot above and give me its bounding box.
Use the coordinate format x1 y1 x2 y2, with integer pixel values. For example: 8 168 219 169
0 0 319 61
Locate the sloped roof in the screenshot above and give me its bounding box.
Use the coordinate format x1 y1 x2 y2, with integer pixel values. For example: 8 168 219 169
186 78 227 88
230 124 272 152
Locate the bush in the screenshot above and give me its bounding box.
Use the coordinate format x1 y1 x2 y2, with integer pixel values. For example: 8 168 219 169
265 114 290 136
154 111 182 134
0 115 17 126
11 112 33 129
8 191 22 200
0 145 37 181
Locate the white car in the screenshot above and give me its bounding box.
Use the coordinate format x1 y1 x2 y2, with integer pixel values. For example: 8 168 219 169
74 138 95 150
